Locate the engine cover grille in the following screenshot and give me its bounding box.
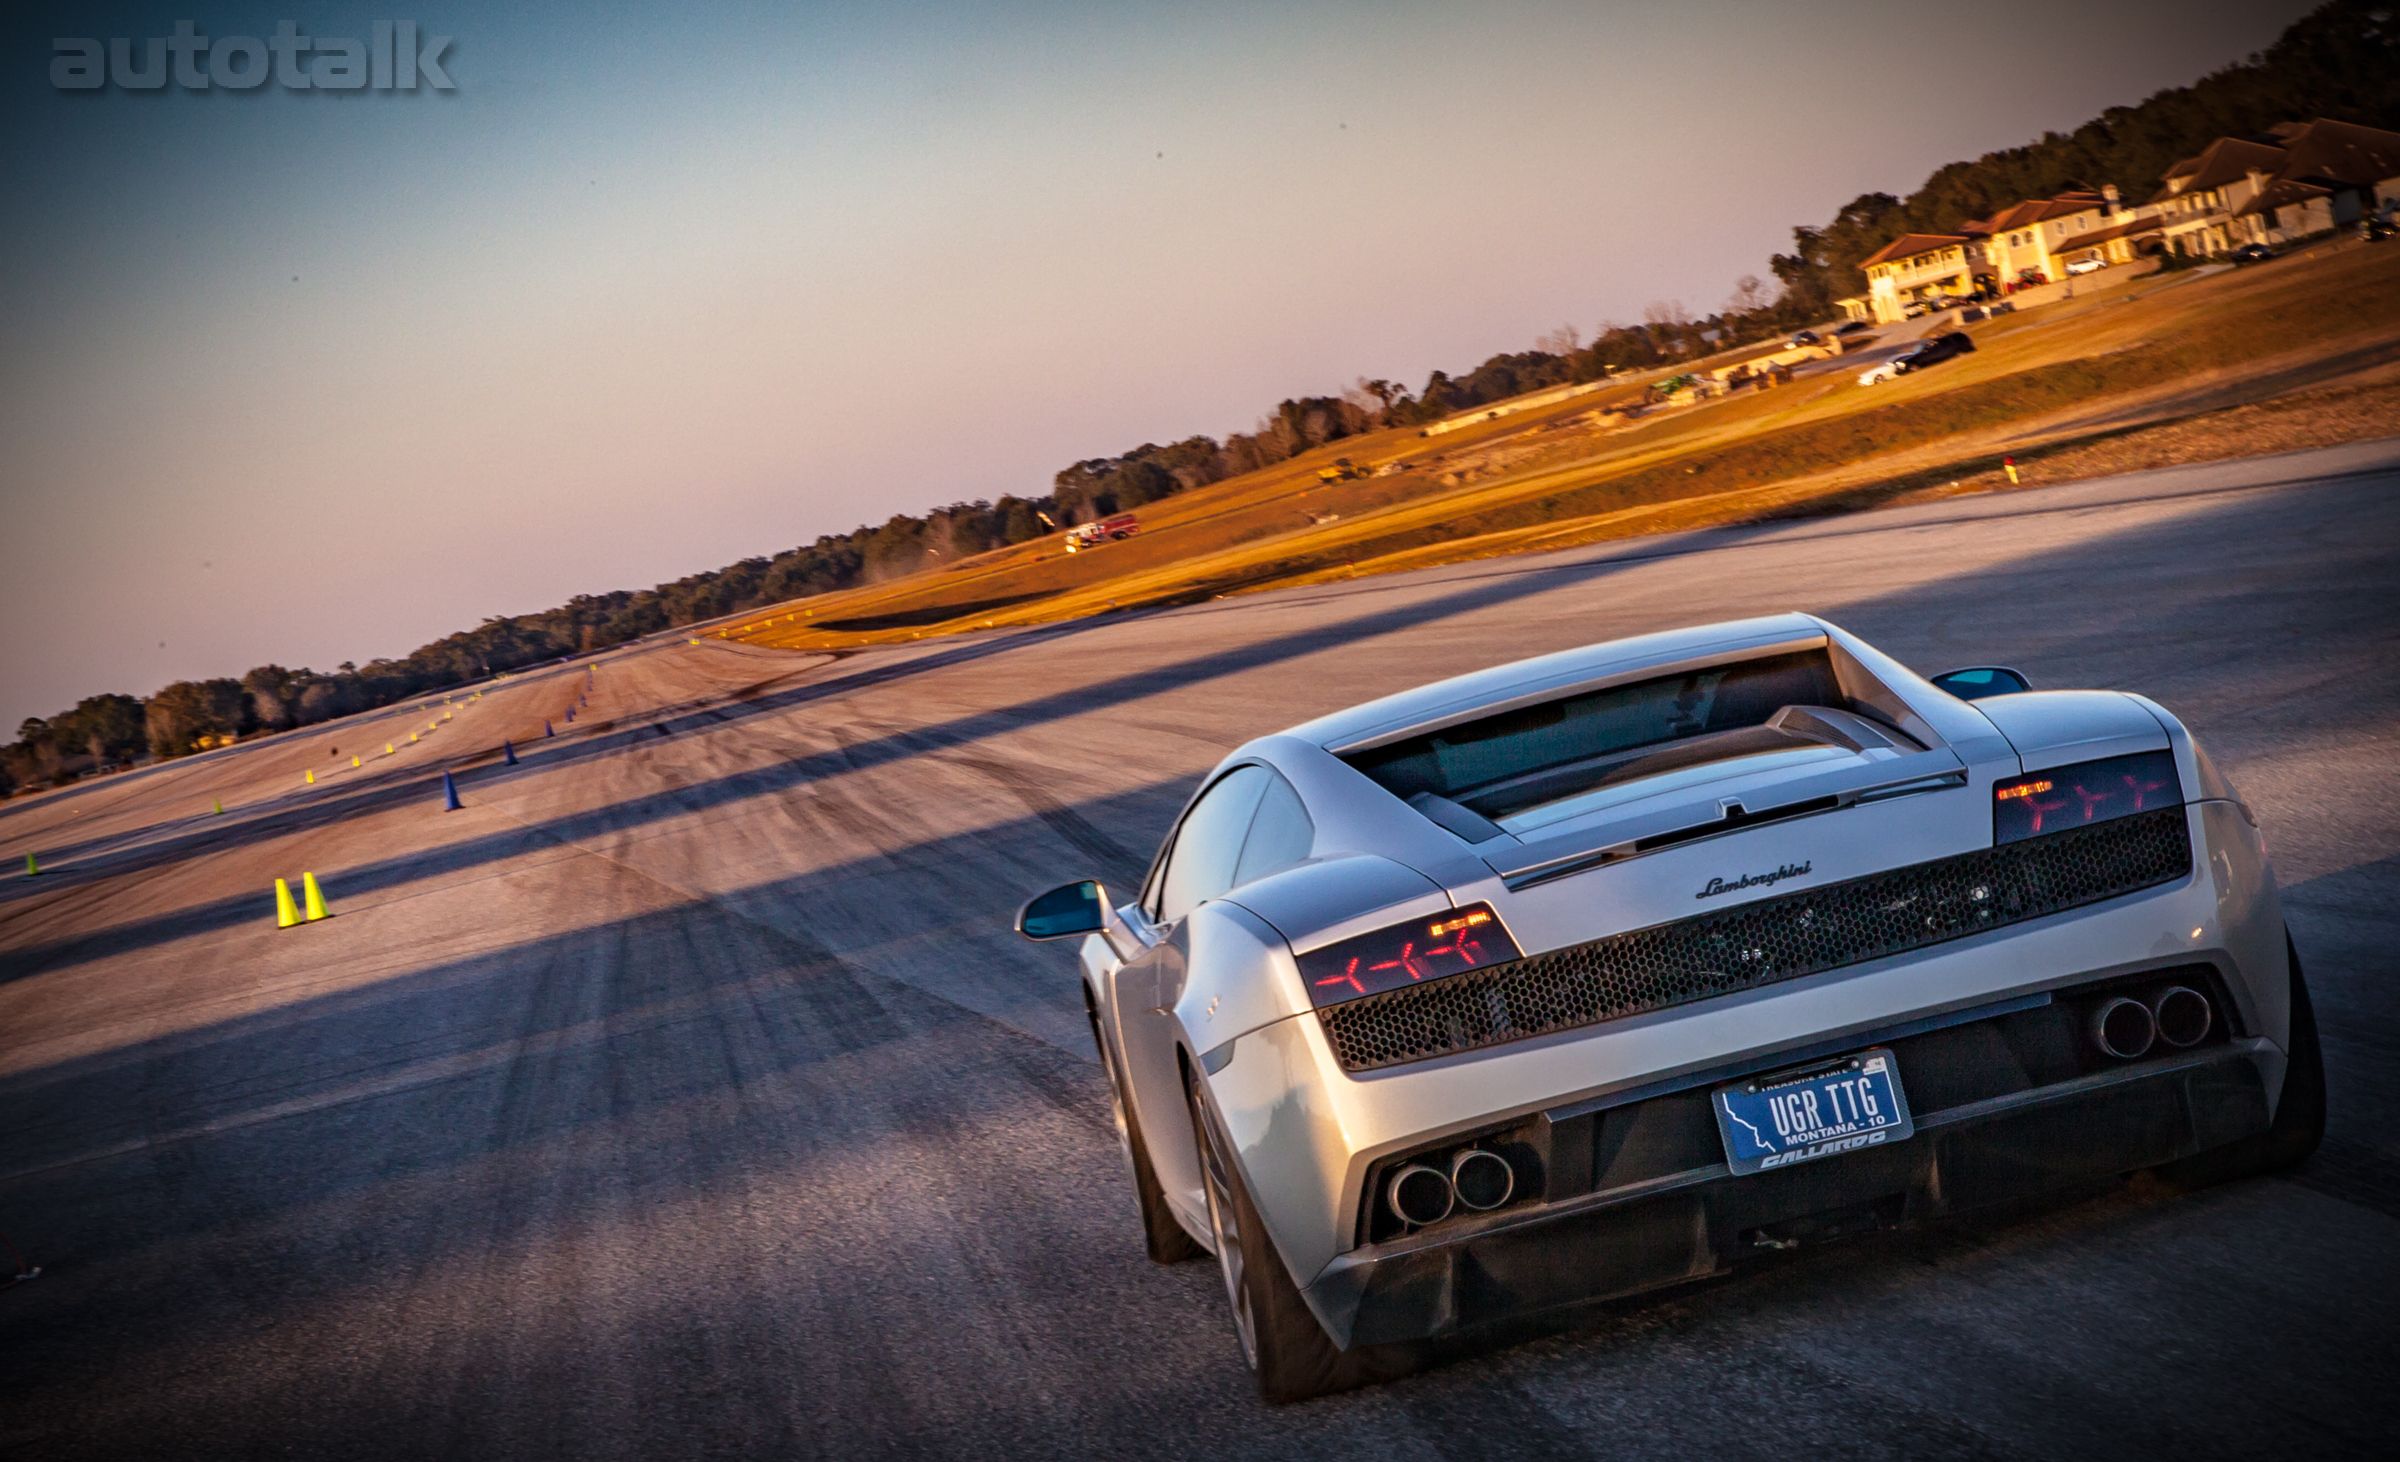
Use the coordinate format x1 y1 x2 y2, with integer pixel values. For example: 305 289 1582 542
1315 807 2193 1072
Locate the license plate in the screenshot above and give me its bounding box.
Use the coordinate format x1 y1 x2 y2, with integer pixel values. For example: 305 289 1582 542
1712 1048 1914 1175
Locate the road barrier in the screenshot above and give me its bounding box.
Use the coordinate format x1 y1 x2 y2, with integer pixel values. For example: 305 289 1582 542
442 771 463 811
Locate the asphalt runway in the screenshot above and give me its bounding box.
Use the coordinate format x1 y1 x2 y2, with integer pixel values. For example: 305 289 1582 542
5 439 2398 1460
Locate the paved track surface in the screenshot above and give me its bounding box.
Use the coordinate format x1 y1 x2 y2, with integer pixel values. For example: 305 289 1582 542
5 440 2399 1460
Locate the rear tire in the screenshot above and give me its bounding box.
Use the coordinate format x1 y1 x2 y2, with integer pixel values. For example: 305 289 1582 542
1184 1064 1400 1403
1090 1008 1201 1264
2155 934 2326 1189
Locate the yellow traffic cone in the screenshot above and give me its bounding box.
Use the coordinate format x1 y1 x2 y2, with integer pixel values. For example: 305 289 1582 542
305 769 315 784
212 798 223 814
302 872 329 922
351 756 360 767
275 877 300 929
410 733 418 743
386 742 395 754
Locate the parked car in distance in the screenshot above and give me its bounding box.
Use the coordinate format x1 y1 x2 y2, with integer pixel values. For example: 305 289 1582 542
1064 512 1142 552
2065 257 2105 276
2230 243 2275 265
1786 330 1822 348
1892 331 1975 374
1856 360 1897 386
1834 320 1873 335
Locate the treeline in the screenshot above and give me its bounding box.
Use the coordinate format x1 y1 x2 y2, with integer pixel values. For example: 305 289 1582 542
10 3 2392 793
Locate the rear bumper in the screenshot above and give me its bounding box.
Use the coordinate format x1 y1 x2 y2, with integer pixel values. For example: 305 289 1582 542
1305 1040 2276 1349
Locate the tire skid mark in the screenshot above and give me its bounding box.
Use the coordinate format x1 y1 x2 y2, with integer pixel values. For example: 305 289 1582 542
829 711 1146 885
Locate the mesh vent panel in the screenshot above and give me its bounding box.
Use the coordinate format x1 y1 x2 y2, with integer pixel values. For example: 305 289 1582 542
1317 808 2192 1072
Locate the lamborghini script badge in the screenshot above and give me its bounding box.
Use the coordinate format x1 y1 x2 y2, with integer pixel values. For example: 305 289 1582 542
1696 861 1812 899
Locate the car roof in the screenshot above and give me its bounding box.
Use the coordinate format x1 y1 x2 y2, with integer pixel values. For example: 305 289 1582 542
1280 611 1831 753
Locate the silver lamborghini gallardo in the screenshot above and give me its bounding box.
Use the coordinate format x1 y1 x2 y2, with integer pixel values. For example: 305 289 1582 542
1015 613 2324 1402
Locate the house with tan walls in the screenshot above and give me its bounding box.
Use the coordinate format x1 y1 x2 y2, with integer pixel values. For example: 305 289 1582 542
1960 189 2145 288
2222 118 2400 246
2152 137 2290 257
1860 235 1974 323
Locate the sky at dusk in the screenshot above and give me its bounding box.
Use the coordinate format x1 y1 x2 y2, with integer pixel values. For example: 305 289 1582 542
0 0 2313 731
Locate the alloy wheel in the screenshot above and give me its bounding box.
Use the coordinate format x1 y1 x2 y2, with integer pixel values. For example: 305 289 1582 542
1189 1078 1258 1368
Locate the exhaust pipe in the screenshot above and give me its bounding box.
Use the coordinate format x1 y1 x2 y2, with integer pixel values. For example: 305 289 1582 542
2149 985 2213 1048
2089 996 2156 1060
1387 1164 1455 1227
1449 1149 1516 1211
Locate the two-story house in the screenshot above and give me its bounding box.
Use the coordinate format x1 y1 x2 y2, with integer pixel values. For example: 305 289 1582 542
1961 189 2127 288
2151 137 2290 256
2227 118 2400 244
1859 234 1975 323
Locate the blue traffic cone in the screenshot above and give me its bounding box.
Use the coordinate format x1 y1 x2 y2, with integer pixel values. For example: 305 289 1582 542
544 719 555 737
441 771 462 811
566 706 575 722
503 739 517 766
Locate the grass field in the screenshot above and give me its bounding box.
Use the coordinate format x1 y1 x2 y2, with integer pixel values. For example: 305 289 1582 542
718 239 2400 653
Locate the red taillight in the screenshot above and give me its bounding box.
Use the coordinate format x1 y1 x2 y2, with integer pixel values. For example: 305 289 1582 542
1993 750 2182 845
1296 903 1522 1007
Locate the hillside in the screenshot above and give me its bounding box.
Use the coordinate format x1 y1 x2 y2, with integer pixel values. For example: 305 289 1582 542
717 242 2400 654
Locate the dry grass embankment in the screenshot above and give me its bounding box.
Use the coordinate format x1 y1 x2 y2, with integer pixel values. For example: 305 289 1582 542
716 241 2400 651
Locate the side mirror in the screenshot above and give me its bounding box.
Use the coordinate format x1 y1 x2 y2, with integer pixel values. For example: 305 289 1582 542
1016 880 1109 941
1930 665 2032 701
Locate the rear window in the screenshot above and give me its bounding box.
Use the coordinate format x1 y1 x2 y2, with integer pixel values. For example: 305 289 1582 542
1342 651 1845 827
